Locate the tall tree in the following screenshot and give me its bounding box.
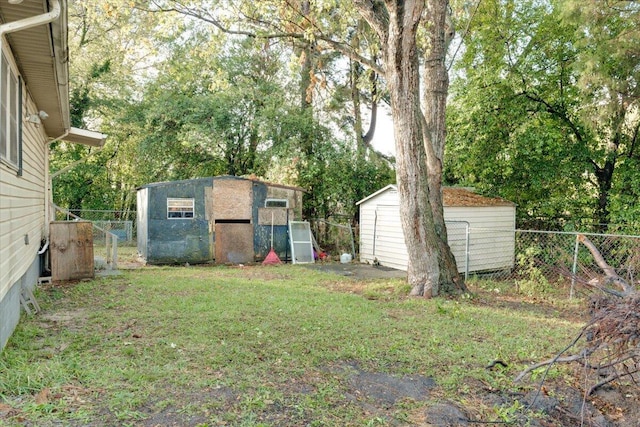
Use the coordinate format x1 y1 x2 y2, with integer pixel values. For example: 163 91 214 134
353 0 465 296
566 0 640 230
143 0 466 296
447 0 640 231
63 1 466 295
53 0 185 215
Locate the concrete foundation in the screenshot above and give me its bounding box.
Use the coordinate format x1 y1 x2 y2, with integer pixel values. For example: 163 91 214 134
0 257 39 351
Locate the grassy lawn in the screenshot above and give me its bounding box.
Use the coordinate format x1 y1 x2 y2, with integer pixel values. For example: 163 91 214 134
0 265 586 426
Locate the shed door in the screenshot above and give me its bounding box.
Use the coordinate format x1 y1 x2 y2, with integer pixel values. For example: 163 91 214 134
212 179 254 263
215 223 254 263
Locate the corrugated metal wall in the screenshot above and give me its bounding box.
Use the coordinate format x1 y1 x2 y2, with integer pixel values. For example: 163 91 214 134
141 178 213 264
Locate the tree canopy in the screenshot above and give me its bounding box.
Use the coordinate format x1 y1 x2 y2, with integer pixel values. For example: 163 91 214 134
446 0 640 232
57 0 394 225
54 0 640 293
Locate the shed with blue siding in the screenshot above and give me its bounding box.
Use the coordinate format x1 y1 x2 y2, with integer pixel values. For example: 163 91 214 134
137 176 303 264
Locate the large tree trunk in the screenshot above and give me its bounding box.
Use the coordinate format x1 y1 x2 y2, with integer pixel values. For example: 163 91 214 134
353 0 467 296
422 0 466 294
384 1 441 297
593 157 615 233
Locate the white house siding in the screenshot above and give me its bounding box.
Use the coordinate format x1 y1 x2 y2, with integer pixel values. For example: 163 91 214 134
0 91 47 349
357 186 516 273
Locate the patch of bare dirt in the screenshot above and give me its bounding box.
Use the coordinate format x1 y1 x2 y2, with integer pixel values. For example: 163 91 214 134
304 261 407 280
328 360 437 406
469 284 589 324
36 309 89 338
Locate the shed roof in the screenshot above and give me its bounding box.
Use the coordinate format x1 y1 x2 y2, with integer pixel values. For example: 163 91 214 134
137 175 305 192
443 187 514 207
220 175 306 192
356 184 514 207
137 177 214 191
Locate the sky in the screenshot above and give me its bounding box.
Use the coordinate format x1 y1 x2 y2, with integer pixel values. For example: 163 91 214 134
368 105 396 157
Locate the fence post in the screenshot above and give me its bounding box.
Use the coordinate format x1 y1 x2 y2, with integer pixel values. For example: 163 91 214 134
464 222 470 281
570 234 580 299
106 231 112 267
112 235 118 270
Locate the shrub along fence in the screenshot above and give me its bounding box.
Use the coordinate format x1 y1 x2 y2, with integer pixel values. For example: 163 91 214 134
465 228 640 298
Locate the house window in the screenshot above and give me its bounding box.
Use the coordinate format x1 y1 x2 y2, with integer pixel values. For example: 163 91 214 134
0 50 21 169
167 198 194 219
265 198 288 208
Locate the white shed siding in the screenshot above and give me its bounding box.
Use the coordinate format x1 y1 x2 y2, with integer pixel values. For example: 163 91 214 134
0 93 47 302
443 221 471 273
358 203 376 265
359 186 402 267
444 205 515 229
358 186 516 273
444 206 515 273
369 204 408 270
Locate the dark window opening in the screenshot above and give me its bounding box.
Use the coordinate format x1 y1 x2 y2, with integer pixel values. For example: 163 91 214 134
215 219 251 224
265 199 288 208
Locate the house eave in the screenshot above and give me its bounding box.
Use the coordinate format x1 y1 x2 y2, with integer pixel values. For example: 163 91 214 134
62 127 107 147
0 0 70 137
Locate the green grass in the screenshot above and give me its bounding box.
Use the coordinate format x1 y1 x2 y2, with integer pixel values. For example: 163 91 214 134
0 265 585 426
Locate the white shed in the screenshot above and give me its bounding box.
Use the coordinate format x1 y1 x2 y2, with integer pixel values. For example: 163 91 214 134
356 185 516 273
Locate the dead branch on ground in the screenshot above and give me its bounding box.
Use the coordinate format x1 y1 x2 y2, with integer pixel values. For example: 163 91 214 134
578 234 635 297
516 235 639 395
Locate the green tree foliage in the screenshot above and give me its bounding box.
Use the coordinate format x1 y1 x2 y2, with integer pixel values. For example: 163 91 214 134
446 0 640 231
59 0 394 226
52 0 184 216
132 36 290 180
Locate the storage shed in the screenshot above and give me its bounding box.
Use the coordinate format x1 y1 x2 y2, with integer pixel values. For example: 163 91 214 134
357 185 516 273
137 176 304 264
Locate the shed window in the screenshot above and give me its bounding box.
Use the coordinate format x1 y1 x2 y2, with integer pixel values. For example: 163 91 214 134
265 198 288 208
167 198 194 219
1 50 21 170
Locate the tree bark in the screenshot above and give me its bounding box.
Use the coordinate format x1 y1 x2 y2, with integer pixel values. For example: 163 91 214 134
354 0 466 297
578 234 634 297
593 157 615 232
422 0 466 294
385 1 441 297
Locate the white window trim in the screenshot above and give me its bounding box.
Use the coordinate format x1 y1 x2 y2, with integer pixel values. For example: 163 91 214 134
167 197 195 219
0 47 21 171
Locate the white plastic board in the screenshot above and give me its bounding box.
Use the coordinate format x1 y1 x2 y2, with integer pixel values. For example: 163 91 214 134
288 221 315 264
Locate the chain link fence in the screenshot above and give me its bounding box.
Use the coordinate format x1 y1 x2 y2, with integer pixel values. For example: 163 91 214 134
47 207 640 286
92 220 134 244
313 218 356 260
65 210 137 246
467 228 640 298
